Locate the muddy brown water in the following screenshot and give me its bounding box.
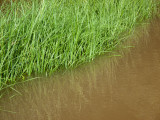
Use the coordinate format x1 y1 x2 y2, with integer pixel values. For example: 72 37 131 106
0 19 160 120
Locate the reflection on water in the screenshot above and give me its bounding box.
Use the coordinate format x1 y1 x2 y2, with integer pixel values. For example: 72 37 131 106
0 19 160 120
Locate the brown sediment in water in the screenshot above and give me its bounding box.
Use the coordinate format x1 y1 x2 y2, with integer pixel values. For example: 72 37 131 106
0 19 160 120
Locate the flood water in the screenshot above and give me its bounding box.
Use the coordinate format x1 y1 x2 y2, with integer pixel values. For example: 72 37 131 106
0 19 160 120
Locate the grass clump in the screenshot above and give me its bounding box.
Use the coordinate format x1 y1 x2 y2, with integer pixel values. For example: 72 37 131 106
0 0 159 90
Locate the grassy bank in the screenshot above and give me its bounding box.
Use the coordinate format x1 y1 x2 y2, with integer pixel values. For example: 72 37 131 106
0 0 159 91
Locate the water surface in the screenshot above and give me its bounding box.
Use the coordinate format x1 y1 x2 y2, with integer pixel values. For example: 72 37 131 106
0 19 160 120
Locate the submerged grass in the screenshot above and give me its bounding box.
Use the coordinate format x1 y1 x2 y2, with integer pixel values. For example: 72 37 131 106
0 0 159 91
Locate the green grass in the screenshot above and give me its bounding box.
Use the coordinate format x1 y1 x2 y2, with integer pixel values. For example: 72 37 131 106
0 0 159 91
